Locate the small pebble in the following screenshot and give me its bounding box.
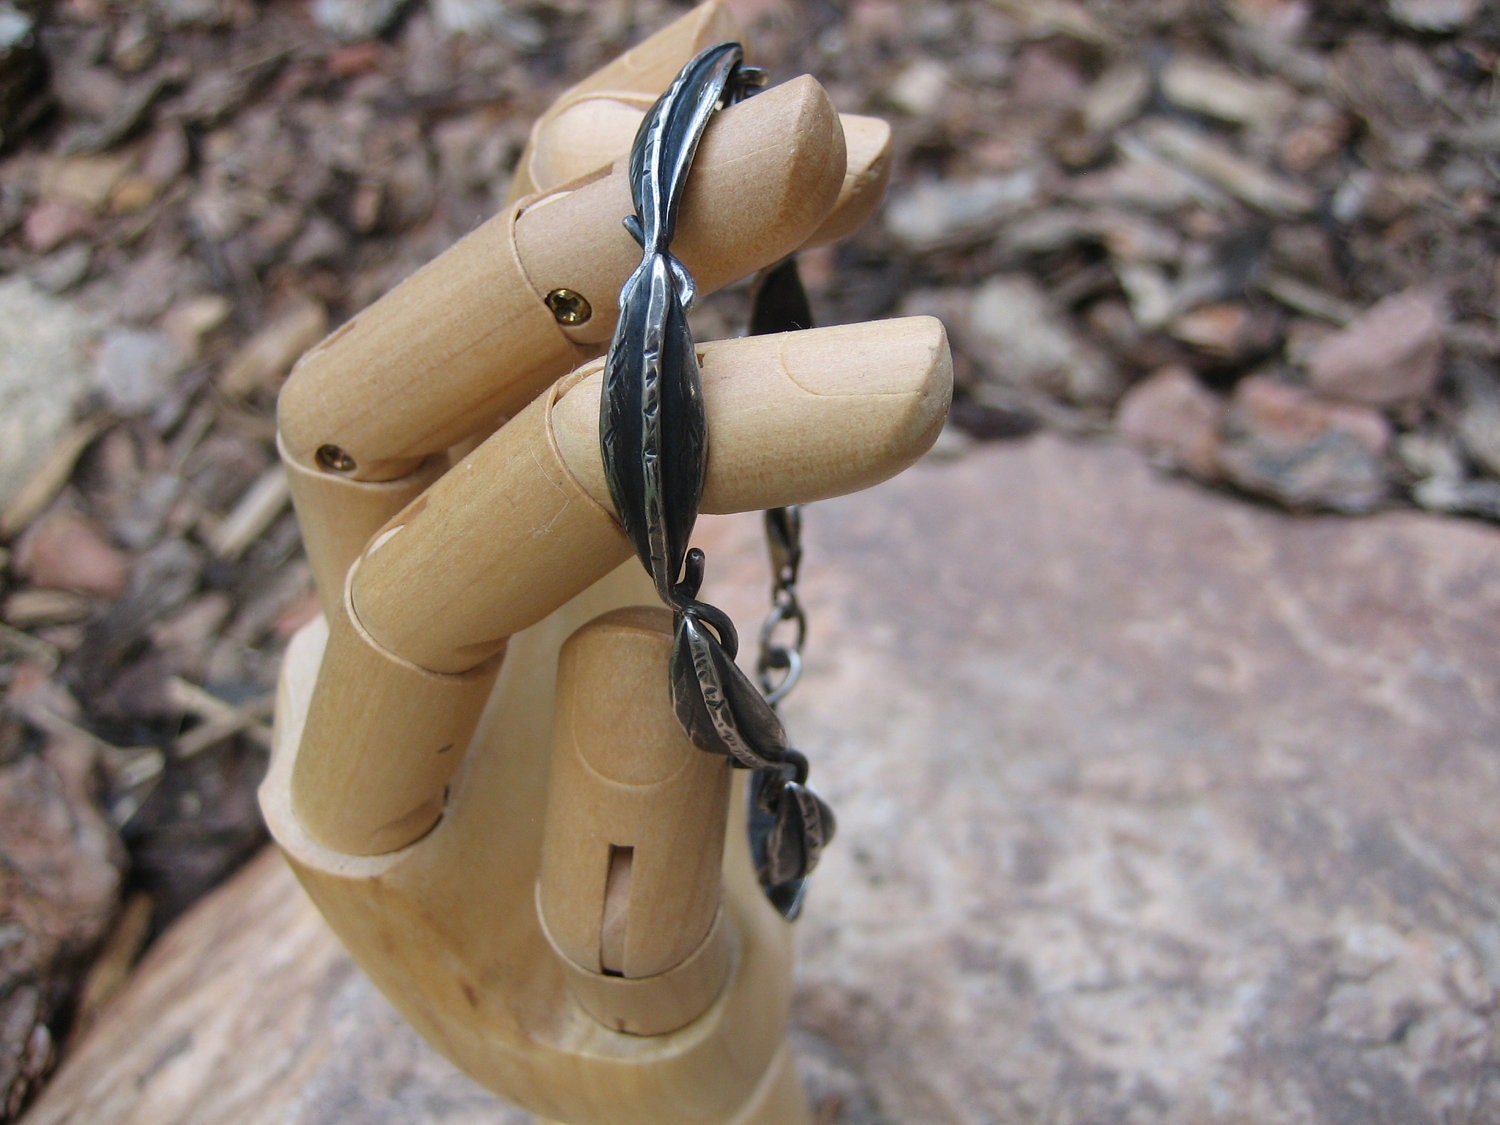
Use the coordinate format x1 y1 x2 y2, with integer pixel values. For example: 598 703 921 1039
313 0 411 42
886 172 1042 250
1117 367 1225 480
1308 289 1446 407
1387 0 1482 32
95 329 187 415
1217 375 1392 512
23 201 92 254
14 509 131 599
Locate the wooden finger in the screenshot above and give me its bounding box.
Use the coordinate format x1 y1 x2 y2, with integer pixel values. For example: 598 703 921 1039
526 103 891 251
278 77 848 616
537 607 733 1035
286 316 948 856
806 112 892 247
354 316 952 676
277 75 846 482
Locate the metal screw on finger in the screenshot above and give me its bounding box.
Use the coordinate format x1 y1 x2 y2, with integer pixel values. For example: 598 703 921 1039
316 444 357 473
545 288 593 325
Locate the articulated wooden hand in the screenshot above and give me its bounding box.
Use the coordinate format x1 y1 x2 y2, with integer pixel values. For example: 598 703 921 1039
260 5 952 1122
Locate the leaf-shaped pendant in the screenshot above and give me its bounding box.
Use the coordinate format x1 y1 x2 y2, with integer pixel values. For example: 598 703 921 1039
599 253 706 601
670 613 789 769
779 781 834 879
628 42 746 252
747 772 836 918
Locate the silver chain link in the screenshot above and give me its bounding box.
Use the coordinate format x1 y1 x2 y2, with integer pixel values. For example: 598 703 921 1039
756 506 806 706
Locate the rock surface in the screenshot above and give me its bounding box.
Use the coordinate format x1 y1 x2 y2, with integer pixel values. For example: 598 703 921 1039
0 738 123 1120
20 849 520 1125
26 436 1500 1123
785 435 1500 1123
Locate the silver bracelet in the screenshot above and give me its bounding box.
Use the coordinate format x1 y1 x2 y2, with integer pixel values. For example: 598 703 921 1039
599 43 833 920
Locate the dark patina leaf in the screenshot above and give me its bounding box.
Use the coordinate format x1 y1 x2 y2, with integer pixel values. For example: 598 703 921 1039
628 42 744 251
670 613 788 769
599 254 706 599
749 256 815 335
747 773 836 918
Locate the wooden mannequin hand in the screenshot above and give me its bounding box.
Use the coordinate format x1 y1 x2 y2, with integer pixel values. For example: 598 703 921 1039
260 5 952 1123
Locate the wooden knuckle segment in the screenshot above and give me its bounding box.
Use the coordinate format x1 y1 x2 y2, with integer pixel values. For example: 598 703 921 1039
537 609 733 1034
348 373 631 676
276 202 583 483
288 583 503 857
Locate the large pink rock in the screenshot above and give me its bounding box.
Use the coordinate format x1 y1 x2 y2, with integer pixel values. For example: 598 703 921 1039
21 849 523 1125
28 437 1500 1124
736 435 1500 1124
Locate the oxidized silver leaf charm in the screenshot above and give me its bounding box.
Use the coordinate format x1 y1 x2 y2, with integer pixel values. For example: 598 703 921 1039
669 612 788 770
600 252 706 604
